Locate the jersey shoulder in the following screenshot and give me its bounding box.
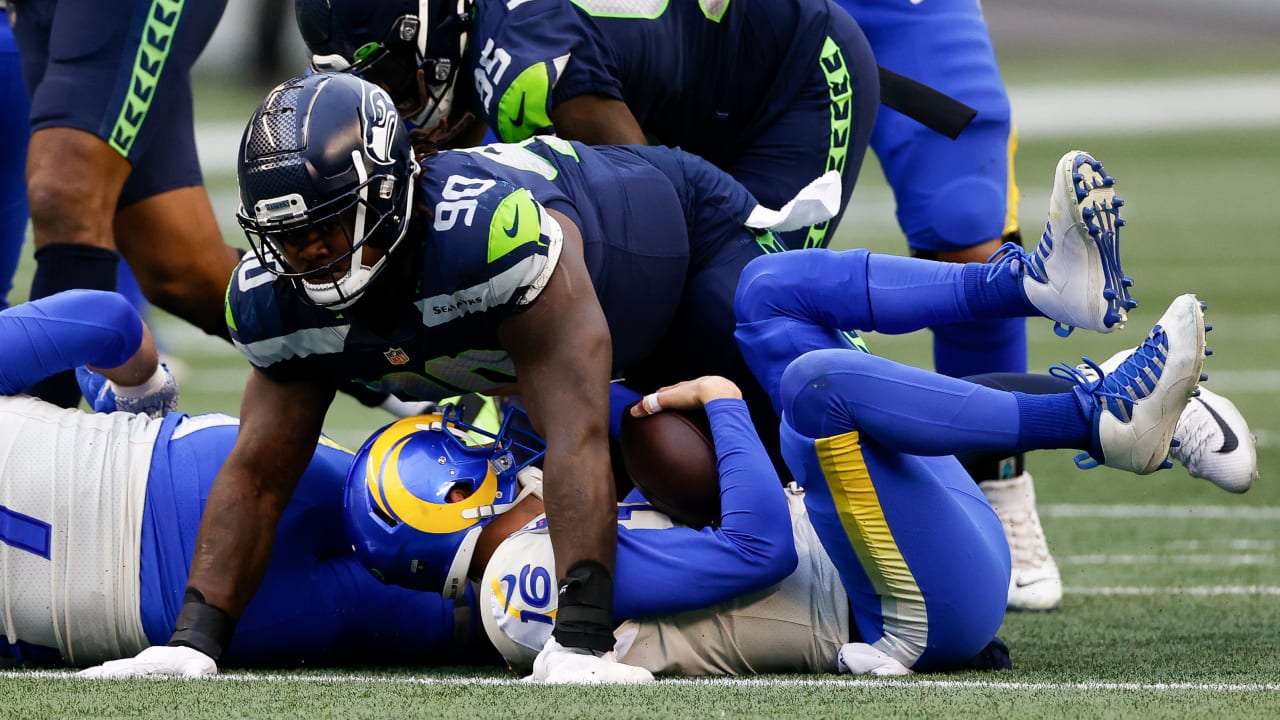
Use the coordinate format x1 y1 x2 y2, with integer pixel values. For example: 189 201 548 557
225 254 349 372
470 0 615 140
417 150 564 316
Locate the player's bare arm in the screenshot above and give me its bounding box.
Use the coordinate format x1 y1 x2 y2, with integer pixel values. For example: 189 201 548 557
497 207 617 580
550 94 648 146
185 369 336 619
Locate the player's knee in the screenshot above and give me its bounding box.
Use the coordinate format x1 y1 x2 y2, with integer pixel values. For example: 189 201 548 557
734 249 859 324
778 348 871 437
25 172 112 248
908 176 1007 252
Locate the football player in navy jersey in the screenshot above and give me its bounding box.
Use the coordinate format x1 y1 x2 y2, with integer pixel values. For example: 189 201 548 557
0 291 469 673
295 0 880 251
76 71 1213 680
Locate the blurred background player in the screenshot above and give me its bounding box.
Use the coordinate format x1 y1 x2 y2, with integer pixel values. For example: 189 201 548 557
0 290 470 672
294 0 880 251
6 0 245 407
0 3 28 311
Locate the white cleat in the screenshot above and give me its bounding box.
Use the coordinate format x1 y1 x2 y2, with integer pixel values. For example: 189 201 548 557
1087 354 1258 493
837 643 914 676
1020 150 1137 336
1056 294 1207 475
982 472 1062 612
525 638 655 685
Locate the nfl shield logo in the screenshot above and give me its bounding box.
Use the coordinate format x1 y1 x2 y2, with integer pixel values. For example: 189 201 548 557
384 347 410 365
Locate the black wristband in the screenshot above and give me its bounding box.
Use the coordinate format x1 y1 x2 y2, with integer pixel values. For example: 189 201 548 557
167 588 236 662
552 560 616 654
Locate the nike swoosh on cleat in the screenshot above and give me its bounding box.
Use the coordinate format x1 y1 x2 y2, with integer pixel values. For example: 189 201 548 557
1014 577 1052 589
1194 397 1240 453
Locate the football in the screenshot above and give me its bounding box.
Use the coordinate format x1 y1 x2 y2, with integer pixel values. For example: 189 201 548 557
618 405 721 528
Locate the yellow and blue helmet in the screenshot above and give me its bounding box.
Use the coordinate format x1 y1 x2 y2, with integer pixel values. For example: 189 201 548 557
344 403 544 598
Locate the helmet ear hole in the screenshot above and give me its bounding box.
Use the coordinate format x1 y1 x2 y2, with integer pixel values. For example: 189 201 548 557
370 500 399 528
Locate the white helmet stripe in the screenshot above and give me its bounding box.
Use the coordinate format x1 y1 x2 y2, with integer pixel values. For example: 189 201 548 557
418 0 432 58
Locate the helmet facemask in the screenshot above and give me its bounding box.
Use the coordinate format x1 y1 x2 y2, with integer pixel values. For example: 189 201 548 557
309 0 470 135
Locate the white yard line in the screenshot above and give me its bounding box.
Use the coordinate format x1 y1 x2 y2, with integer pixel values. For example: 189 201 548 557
1066 585 1280 597
4 670 1280 692
1041 504 1280 520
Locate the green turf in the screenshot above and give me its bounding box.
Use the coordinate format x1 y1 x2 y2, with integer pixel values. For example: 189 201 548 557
5 55 1279 718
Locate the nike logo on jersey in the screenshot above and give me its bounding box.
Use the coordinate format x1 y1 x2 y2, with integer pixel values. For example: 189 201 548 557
511 92 527 128
504 205 522 238
1194 397 1240 453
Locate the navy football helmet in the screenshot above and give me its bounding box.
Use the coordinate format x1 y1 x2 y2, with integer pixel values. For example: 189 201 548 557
296 0 470 131
236 72 419 309
345 403 545 599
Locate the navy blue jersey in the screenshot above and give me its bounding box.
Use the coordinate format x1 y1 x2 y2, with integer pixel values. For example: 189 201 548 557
469 0 834 164
228 139 760 401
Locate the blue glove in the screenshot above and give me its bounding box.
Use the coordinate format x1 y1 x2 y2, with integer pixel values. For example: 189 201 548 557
76 363 180 418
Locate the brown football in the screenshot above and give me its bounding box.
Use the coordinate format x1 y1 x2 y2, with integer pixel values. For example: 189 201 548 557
618 405 721 528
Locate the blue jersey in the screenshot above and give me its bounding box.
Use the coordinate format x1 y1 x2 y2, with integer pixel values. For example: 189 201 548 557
0 292 469 667
139 413 466 666
469 0 835 163
480 398 798 660
228 140 760 400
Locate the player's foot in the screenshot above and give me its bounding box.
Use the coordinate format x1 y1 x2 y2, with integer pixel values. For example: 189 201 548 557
1085 352 1258 493
1019 150 1136 336
1056 294 1207 475
525 638 655 684
981 473 1062 612
837 643 913 676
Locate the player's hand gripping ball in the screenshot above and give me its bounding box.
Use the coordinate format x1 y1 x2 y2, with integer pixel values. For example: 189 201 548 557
618 402 721 528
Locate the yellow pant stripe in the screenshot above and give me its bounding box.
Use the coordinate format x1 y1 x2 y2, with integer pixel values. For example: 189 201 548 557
815 430 928 663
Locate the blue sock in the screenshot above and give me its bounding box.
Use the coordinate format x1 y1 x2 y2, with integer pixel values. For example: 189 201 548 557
1013 390 1091 451
932 316 1028 378
961 262 1039 319
25 243 122 407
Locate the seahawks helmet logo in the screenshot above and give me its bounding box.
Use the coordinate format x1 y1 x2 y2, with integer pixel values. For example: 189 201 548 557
365 87 399 164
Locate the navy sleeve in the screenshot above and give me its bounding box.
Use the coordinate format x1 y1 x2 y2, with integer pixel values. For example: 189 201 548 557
611 398 797 620
469 0 619 141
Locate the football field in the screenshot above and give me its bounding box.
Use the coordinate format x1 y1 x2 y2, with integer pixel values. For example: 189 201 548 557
3 44 1280 720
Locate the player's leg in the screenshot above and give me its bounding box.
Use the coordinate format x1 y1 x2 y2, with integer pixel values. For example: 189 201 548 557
778 293 1208 477
109 1 239 341
841 0 1023 375
775 296 1207 669
778 396 1008 671
12 0 232 406
0 12 29 311
722 4 878 250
